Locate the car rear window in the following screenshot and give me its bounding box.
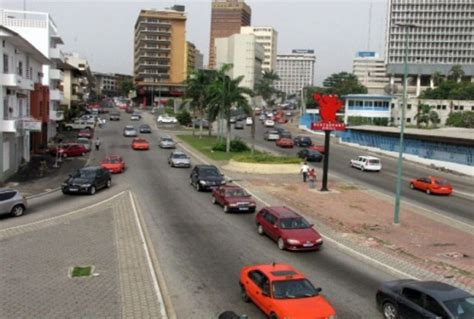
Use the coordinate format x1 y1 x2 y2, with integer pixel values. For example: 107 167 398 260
435 179 449 185
368 159 380 164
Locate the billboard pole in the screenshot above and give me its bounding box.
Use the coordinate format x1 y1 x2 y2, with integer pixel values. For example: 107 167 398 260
320 129 331 192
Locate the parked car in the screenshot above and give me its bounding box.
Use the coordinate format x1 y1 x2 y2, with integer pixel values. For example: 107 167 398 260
131 112 141 121
211 185 256 213
264 119 275 127
275 117 288 124
350 155 381 172
410 176 453 195
123 125 138 137
125 107 134 114
62 166 111 195
280 131 292 139
230 116 237 124
100 155 125 174
77 137 92 151
245 117 253 125
168 150 191 168
256 207 323 251
139 124 152 133
159 135 176 149
297 149 323 162
234 121 244 130
49 143 89 158
259 114 266 122
239 263 336 319
376 279 474 319
264 130 280 141
131 138 150 150
191 119 210 129
190 164 226 191
77 129 93 139
294 135 313 147
157 115 178 124
276 137 294 148
0 189 27 217
109 112 120 121
309 144 326 154
64 119 94 130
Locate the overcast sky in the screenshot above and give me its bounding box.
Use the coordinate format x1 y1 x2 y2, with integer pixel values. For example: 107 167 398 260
2 0 388 84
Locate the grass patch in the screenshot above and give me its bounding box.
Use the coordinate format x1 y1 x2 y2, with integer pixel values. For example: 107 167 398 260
71 266 92 277
233 153 300 164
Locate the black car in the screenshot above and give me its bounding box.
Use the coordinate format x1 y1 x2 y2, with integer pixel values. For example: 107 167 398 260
139 124 152 133
234 121 244 130
190 165 226 191
297 149 323 162
109 112 120 121
62 167 111 195
294 136 313 147
376 280 474 319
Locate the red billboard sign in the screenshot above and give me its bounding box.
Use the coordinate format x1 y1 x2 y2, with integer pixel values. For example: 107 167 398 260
310 93 346 131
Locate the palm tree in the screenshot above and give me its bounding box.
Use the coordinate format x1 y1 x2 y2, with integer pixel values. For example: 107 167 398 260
415 104 431 127
185 69 214 138
431 71 444 87
208 64 253 152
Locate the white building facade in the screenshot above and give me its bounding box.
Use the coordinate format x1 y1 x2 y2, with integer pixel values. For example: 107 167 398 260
240 26 278 72
215 33 264 90
1 9 65 140
353 51 394 95
275 50 316 96
0 26 50 182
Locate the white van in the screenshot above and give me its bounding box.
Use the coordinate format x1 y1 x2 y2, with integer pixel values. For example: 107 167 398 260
350 156 382 172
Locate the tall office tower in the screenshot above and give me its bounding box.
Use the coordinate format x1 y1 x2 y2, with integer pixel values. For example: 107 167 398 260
386 0 474 96
208 0 251 69
353 51 391 95
241 26 278 72
275 50 316 96
134 5 186 104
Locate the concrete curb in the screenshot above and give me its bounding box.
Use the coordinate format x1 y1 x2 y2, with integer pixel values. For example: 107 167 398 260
223 159 300 174
25 187 61 200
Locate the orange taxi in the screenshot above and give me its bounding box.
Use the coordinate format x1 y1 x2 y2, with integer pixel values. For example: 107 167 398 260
100 155 125 174
276 137 294 148
131 138 150 150
239 263 337 319
409 176 453 195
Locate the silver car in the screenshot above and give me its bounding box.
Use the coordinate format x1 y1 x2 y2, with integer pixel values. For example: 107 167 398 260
123 125 138 137
168 151 191 168
0 189 27 217
159 136 176 149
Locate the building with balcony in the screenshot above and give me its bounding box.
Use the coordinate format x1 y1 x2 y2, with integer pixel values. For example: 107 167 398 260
61 53 95 109
208 0 251 70
385 0 474 97
215 33 264 90
0 25 50 182
1 9 65 141
184 41 197 79
275 49 316 96
241 26 278 72
134 6 187 105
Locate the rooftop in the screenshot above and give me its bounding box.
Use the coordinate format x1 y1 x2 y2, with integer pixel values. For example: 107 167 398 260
348 125 474 141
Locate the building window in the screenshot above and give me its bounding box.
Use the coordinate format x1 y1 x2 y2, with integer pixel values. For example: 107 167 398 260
406 118 411 123
3 54 8 73
18 61 23 76
460 106 464 110
407 104 411 110
442 105 446 110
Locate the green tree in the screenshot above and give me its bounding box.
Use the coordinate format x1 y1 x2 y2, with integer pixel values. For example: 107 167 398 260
446 111 474 128
448 65 465 82
185 69 215 138
322 72 368 96
118 79 135 97
254 70 280 107
431 71 444 86
415 104 440 128
176 110 192 126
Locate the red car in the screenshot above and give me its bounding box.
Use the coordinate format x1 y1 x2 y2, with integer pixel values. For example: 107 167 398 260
276 137 294 148
49 143 89 158
131 138 149 150
100 155 125 174
211 185 256 213
275 117 288 124
410 176 453 195
309 144 325 154
78 129 93 139
256 207 323 251
239 263 337 319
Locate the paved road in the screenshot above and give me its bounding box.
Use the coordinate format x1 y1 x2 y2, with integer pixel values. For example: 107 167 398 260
233 121 474 225
95 112 397 318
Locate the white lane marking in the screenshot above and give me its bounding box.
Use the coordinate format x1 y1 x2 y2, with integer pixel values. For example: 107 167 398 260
176 138 421 280
129 191 168 319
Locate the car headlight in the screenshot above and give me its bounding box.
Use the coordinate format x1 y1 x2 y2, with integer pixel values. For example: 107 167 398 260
82 184 91 188
329 315 337 319
220 180 226 184
200 180 207 185
249 202 256 206
287 239 300 245
62 183 67 187
229 203 238 207
316 238 323 243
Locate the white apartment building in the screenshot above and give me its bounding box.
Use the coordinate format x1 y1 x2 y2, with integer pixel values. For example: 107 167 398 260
1 9 65 140
385 0 474 96
275 49 316 96
0 26 50 182
94 72 117 96
62 53 94 109
353 51 393 95
215 33 264 90
240 26 278 72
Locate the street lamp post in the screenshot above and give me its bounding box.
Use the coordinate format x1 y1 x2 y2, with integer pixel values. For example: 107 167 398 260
393 23 418 225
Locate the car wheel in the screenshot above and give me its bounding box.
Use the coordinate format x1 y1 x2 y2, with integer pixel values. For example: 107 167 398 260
10 204 25 217
223 205 229 213
257 224 264 235
240 285 250 303
360 166 365 171
89 186 96 195
196 182 201 192
211 196 217 204
382 302 398 319
106 179 112 188
277 238 285 250
82 152 86 156
270 313 279 319
426 189 431 195
409 183 415 189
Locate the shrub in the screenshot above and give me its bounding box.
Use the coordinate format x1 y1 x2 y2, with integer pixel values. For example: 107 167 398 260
212 138 250 152
446 111 474 128
176 110 192 126
233 153 300 164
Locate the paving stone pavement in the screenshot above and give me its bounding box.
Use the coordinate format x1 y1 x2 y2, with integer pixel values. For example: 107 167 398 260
0 191 164 319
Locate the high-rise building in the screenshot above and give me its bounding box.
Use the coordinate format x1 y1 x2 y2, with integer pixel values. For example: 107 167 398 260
385 0 474 96
184 41 197 78
134 6 186 105
353 51 393 95
208 0 251 69
275 50 316 95
195 51 204 70
241 26 278 72
215 33 264 90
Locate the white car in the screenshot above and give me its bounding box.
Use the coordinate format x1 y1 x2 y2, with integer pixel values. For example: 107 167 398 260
264 119 275 127
245 117 253 125
157 115 178 124
350 156 382 172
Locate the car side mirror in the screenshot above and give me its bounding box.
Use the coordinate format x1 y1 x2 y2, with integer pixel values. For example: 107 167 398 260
273 224 278 229
315 287 322 294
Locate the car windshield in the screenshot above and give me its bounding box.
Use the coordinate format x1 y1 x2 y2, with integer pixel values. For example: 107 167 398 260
280 218 311 229
201 168 219 177
443 296 474 318
302 137 311 142
72 170 96 178
173 154 187 159
435 179 449 185
162 138 173 142
106 158 121 164
225 189 248 197
272 279 319 299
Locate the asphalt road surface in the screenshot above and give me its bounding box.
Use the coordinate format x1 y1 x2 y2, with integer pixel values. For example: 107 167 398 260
233 120 474 226
92 112 398 318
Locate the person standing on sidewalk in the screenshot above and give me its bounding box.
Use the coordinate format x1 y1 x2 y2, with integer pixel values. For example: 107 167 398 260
95 137 101 151
300 161 309 183
308 168 316 189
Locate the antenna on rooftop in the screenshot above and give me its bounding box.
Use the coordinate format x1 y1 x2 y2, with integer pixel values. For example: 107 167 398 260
367 0 373 51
